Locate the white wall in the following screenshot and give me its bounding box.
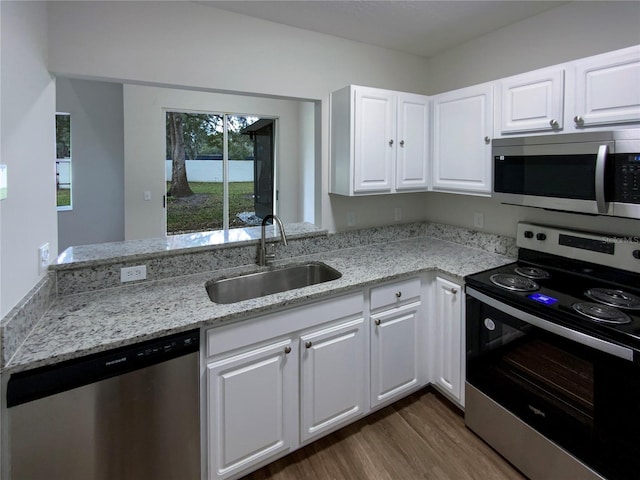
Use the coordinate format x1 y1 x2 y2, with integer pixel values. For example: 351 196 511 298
0 1 56 318
427 1 640 95
47 0 432 233
123 85 308 239
423 1 640 238
56 78 125 252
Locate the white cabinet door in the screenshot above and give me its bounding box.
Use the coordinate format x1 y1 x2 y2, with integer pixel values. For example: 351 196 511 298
498 67 564 134
432 83 493 194
433 277 463 405
207 339 296 480
396 93 430 190
354 87 396 193
331 85 429 195
299 317 366 443
370 302 421 408
573 45 640 128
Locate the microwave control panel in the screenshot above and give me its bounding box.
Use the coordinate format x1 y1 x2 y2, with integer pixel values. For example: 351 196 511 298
616 154 640 204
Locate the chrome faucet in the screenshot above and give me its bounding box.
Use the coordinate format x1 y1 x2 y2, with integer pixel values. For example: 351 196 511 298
258 214 288 266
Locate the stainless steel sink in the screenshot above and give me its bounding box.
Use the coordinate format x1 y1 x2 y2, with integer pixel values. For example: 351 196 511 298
205 262 342 304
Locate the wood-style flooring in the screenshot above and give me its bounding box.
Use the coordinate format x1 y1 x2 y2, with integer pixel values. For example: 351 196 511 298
243 388 526 480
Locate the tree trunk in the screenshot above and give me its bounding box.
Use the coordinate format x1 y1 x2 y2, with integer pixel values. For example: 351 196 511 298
168 112 194 197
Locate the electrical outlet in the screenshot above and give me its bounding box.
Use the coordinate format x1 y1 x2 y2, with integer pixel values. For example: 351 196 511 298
474 212 484 229
347 211 356 227
38 243 50 274
394 207 402 222
143 191 152 201
121 265 147 283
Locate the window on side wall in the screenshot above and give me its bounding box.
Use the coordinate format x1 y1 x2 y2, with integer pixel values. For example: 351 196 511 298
56 113 72 211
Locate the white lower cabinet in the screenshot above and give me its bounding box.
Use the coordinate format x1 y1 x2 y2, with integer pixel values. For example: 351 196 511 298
432 276 464 406
300 318 366 443
369 277 425 408
206 339 297 480
204 293 365 480
203 276 436 480
370 302 421 408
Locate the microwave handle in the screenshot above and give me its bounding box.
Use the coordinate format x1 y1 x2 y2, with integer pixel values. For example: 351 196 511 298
595 144 609 214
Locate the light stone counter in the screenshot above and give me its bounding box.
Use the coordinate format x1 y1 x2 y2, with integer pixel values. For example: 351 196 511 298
4 236 514 373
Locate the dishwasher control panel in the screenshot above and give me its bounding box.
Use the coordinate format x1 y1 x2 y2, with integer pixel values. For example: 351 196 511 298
7 329 200 407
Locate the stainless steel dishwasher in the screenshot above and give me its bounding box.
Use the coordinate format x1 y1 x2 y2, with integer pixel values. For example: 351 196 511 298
5 329 200 480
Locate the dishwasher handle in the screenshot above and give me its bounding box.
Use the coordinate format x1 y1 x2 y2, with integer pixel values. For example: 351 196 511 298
7 329 199 408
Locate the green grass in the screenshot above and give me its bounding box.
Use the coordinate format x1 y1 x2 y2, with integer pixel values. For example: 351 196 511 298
57 189 71 207
166 181 256 234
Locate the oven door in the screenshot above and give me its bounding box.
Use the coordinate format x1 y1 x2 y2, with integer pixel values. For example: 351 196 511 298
466 288 640 480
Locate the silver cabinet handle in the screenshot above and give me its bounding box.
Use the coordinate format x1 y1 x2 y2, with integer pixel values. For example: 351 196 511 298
284 346 292 354
484 136 491 144
399 140 405 147
305 341 313 349
549 119 559 128
374 319 381 326
450 287 458 294
395 291 402 298
389 139 394 146
574 115 584 125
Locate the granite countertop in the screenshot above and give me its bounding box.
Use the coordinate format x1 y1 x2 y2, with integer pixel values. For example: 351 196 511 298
4 236 514 373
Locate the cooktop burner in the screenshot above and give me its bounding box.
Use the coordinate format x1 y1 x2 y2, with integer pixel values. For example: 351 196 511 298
585 288 640 310
490 274 539 292
514 266 551 280
572 302 631 325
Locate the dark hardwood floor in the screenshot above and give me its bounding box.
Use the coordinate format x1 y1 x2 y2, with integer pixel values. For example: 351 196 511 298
243 388 526 480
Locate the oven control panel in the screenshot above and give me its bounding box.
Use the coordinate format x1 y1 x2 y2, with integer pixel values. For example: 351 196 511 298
517 222 640 274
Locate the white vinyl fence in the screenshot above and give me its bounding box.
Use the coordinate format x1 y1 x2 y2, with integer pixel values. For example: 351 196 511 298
165 160 254 182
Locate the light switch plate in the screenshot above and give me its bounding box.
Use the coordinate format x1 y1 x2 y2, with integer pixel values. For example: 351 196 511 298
474 212 484 229
38 243 50 274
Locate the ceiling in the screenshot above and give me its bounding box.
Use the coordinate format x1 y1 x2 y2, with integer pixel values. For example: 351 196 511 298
198 1 569 58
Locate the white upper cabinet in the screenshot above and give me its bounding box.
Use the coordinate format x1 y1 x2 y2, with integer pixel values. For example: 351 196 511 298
331 85 429 195
432 83 493 195
498 66 565 134
497 45 640 136
572 45 640 128
396 93 430 191
353 87 396 193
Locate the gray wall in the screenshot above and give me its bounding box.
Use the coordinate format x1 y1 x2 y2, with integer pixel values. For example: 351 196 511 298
0 1 57 318
56 78 124 251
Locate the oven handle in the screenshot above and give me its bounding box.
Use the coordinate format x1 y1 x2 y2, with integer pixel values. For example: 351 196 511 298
466 287 634 362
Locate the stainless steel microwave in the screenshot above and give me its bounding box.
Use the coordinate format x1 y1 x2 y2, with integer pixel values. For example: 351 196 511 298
493 129 640 219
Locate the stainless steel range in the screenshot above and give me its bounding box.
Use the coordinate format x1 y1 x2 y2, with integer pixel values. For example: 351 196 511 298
465 222 640 480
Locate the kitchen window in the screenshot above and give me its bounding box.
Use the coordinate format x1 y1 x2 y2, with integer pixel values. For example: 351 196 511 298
165 111 275 235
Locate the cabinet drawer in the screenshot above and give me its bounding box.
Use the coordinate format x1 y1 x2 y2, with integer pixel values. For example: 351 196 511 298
370 277 420 311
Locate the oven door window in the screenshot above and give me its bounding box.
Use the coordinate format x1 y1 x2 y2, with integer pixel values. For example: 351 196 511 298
469 313 595 443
